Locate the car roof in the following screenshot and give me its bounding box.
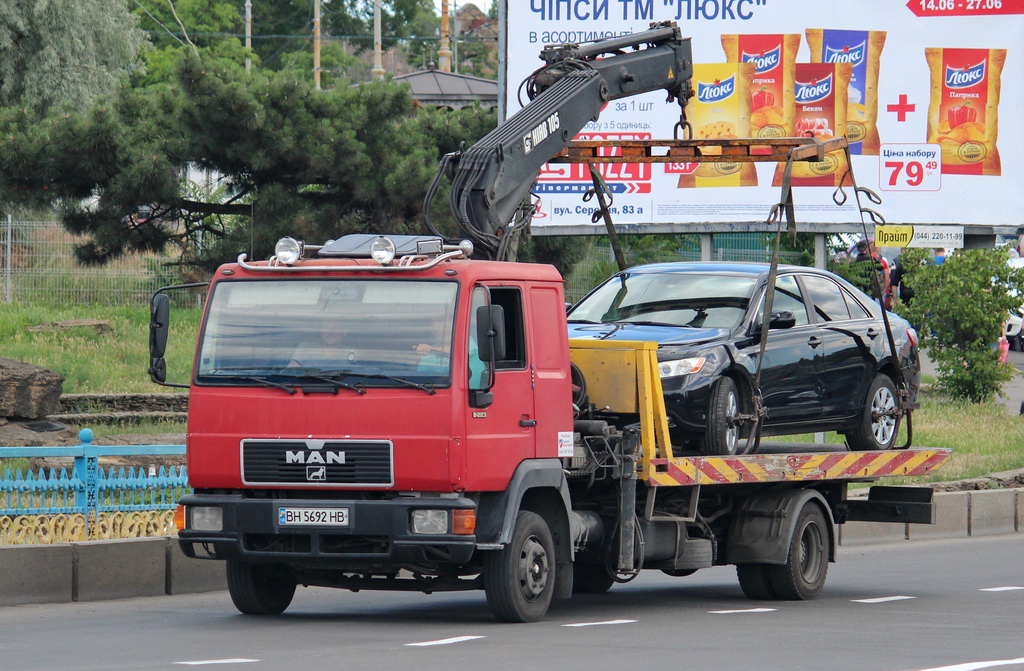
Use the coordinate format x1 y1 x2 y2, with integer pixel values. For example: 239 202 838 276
620 261 818 277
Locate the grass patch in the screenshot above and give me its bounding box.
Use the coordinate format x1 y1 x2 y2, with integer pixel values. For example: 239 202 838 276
0 302 201 393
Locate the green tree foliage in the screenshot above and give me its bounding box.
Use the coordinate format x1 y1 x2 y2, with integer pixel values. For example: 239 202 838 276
0 52 497 271
897 248 1024 403
0 0 145 112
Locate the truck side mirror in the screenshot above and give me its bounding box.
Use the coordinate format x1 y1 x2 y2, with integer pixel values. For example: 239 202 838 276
149 293 170 383
475 305 506 363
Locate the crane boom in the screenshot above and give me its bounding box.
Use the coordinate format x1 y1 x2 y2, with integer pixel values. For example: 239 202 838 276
426 21 693 260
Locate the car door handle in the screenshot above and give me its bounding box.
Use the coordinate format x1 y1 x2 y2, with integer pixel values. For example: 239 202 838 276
866 327 880 339
808 336 822 348
520 419 537 427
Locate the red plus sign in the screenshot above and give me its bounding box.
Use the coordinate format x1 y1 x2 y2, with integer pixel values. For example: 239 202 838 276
887 94 916 122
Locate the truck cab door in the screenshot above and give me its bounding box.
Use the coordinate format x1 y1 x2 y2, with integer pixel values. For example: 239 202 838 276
462 285 538 490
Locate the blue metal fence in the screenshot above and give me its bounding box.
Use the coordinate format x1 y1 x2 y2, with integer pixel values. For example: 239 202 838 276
0 429 188 532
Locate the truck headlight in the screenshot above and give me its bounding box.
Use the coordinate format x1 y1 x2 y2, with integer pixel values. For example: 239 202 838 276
659 357 706 378
190 506 224 532
370 236 396 265
411 509 449 534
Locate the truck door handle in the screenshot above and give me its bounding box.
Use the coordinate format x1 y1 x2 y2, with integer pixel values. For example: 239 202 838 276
520 419 537 427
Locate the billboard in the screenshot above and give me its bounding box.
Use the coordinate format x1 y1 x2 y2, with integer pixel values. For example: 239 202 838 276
502 0 1024 230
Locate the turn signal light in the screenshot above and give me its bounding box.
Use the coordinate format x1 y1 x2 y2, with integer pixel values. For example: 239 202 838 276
175 505 187 531
452 509 476 535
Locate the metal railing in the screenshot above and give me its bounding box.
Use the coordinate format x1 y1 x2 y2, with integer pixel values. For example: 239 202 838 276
0 429 189 535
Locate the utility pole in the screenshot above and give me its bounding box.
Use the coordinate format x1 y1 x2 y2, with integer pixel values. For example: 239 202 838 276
371 0 385 79
244 0 252 73
313 0 321 89
438 0 452 72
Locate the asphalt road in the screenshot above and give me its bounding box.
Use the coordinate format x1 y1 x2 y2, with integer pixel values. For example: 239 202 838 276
1 536 1021 671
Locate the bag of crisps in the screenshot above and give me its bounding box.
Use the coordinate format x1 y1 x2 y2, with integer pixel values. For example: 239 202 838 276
676 63 757 188
721 34 801 138
806 29 886 155
772 62 853 187
925 47 1006 176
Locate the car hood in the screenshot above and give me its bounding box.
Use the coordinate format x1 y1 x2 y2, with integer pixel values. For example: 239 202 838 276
567 322 732 346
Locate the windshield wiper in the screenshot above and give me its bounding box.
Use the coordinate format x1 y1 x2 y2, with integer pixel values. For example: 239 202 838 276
203 374 298 395
281 373 367 394
348 371 437 395
618 320 681 327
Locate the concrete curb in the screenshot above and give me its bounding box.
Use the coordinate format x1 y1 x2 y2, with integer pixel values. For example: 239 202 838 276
0 489 1020 608
0 537 225 608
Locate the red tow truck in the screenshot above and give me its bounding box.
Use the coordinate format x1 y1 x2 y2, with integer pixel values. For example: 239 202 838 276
151 23 950 622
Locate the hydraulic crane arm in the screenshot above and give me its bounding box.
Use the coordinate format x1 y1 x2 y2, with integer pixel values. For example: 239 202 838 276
425 22 693 260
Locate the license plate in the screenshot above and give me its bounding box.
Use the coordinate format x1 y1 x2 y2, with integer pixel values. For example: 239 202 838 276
277 507 350 526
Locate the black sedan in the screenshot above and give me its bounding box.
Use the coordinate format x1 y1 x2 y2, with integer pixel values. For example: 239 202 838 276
567 262 920 456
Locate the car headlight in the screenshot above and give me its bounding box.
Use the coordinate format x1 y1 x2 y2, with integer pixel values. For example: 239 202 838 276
659 357 706 378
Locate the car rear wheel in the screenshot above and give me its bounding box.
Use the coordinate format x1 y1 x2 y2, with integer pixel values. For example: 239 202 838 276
704 377 750 456
844 374 899 451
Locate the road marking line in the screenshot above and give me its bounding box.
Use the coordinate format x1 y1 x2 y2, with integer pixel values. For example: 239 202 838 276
174 660 259 666
913 656 1024 671
852 595 916 604
708 608 777 614
980 586 1024 592
406 636 485 647
562 619 638 627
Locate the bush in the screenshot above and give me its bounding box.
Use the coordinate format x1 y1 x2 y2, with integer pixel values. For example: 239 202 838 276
897 248 1024 402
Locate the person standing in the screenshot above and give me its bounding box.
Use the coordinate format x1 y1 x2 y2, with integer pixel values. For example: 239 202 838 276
853 238 890 302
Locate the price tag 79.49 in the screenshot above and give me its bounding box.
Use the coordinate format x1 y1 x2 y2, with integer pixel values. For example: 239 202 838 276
878 143 941 192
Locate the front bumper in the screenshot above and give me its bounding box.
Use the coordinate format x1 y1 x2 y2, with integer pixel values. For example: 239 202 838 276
177 493 478 567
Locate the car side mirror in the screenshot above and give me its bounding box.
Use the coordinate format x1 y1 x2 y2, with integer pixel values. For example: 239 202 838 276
769 310 797 330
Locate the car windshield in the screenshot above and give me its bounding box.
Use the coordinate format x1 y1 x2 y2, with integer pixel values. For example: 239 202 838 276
569 272 757 329
196 279 458 388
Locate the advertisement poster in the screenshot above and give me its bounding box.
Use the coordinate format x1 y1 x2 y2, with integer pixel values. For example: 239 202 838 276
502 0 1024 230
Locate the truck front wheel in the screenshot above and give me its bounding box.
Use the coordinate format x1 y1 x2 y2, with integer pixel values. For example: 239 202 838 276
227 560 297 615
484 510 555 622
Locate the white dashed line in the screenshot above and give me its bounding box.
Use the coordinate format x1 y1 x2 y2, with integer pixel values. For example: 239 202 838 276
980 586 1024 592
912 657 1024 671
174 660 259 666
562 619 638 627
852 595 917 604
707 607 777 614
406 636 485 647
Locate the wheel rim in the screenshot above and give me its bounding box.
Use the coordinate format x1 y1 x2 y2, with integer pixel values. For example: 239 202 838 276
724 390 739 453
798 521 825 583
518 535 550 602
870 384 897 445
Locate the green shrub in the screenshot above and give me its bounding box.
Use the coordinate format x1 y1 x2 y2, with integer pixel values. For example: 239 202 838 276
897 248 1024 402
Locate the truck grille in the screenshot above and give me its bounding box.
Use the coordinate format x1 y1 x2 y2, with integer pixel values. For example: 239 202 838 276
241 439 394 487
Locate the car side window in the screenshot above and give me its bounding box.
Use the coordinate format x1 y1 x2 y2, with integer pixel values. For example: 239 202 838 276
773 275 810 326
844 291 873 319
803 275 851 322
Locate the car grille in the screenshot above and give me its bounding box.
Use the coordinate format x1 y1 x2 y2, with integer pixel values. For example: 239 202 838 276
241 439 394 486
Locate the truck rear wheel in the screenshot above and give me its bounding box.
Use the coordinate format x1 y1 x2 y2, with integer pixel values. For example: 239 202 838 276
736 564 777 600
764 503 829 600
226 560 297 615
484 510 555 622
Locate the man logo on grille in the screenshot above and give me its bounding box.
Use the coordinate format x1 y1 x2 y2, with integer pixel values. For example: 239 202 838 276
307 466 327 481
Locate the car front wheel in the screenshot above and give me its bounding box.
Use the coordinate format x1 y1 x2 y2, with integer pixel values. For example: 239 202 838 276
703 377 750 456
844 374 899 451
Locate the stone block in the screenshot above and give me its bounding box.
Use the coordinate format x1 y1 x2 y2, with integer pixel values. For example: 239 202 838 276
0 358 63 419
907 491 969 540
167 538 226 594
969 489 1017 536
839 520 907 546
0 544 74 606
74 538 166 601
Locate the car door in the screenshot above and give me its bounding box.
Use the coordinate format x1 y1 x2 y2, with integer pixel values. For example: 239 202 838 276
801 274 876 419
753 274 823 424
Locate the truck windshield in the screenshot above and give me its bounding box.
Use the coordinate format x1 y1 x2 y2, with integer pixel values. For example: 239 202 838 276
196 279 458 388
